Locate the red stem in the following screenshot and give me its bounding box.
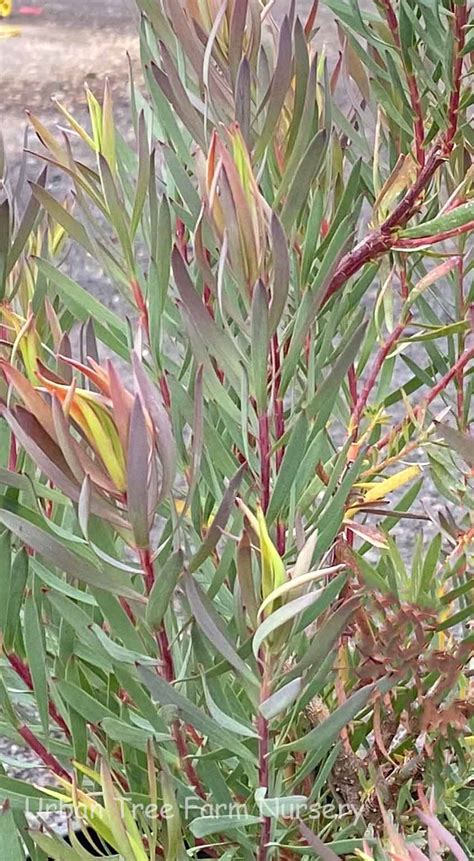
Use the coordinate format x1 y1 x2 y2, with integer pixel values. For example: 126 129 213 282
140 547 206 800
378 0 425 165
376 345 474 451
130 277 150 343
348 364 358 412
323 0 470 308
407 74 425 167
18 723 70 782
6 653 71 739
392 219 474 249
446 1 468 150
424 346 474 409
351 319 409 434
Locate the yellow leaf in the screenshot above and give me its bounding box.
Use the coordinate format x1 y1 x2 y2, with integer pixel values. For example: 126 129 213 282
363 465 421 503
27 113 69 166
53 99 97 151
77 397 127 492
372 154 417 225
256 505 286 600
346 465 421 518
236 499 287 606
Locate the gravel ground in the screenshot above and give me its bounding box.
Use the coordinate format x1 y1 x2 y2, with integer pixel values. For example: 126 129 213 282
0 0 445 838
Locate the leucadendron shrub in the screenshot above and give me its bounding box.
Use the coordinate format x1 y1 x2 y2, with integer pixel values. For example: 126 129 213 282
0 1 472 859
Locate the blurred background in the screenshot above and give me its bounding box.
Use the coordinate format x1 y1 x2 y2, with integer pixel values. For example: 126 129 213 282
1 1 330 165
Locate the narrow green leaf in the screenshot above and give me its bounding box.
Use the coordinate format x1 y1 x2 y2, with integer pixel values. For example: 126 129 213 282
307 321 367 428
138 666 257 762
253 590 324 658
259 677 302 721
29 184 94 255
24 592 49 736
280 130 328 231
146 550 183 631
7 168 46 276
278 678 392 754
185 572 258 687
35 258 127 339
54 680 117 725
131 111 150 237
3 549 28 651
0 531 11 634
255 16 293 158
0 802 26 861
188 464 246 572
189 815 261 839
290 595 358 677
98 154 133 267
101 78 116 170
267 413 308 525
0 511 139 601
0 200 9 300
400 200 474 239
201 676 258 738
269 212 290 333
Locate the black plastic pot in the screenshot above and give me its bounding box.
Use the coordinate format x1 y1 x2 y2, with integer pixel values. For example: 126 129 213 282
27 825 114 858
27 827 214 858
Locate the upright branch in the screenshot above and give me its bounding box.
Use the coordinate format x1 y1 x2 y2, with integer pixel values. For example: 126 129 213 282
378 0 425 166
17 724 71 782
139 547 206 800
350 319 410 437
376 345 474 452
323 1 470 306
6 652 71 739
446 0 468 150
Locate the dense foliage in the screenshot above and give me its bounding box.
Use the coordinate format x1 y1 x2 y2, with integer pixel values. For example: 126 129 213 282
0 1 472 859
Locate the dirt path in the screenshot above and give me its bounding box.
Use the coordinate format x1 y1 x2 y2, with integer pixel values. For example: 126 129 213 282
1 0 139 160
1 1 327 165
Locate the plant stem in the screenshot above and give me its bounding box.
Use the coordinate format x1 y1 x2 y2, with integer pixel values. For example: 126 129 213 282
323 3 470 307
348 364 358 413
17 723 70 782
424 346 474 409
130 276 150 342
378 0 425 166
376 345 474 451
351 319 409 435
6 652 71 739
139 547 206 800
446 0 468 150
